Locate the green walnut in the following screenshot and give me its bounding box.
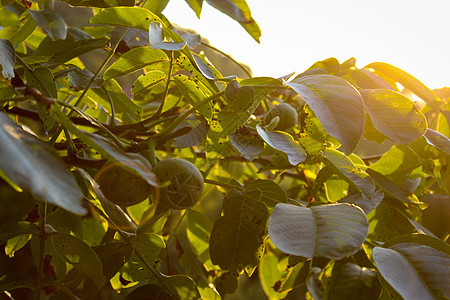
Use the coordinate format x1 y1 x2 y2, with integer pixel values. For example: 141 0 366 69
97 163 151 207
264 103 298 130
153 158 204 210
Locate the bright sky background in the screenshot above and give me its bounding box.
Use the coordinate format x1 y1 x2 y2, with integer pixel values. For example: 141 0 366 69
164 0 450 89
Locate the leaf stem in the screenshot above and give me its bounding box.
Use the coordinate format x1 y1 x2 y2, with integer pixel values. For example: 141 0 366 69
203 178 245 191
152 51 174 120
200 42 252 78
102 86 116 126
16 56 52 97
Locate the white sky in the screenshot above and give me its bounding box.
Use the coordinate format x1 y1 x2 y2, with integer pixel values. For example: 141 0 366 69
164 0 450 89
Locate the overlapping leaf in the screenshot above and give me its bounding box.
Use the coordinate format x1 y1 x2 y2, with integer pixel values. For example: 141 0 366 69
424 128 450 155
209 190 267 271
256 125 306 166
90 7 163 31
268 203 368 260
361 89 427 144
373 243 450 300
0 11 36 46
173 74 213 119
0 113 86 215
29 9 67 40
286 74 364 154
0 39 15 79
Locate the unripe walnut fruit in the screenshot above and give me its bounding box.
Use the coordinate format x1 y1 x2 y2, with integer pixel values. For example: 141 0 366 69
264 103 298 130
97 163 151 207
153 158 204 210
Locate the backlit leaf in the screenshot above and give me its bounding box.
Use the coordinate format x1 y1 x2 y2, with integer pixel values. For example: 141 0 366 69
0 113 86 215
105 47 168 80
0 11 36 46
173 74 213 119
361 89 427 144
229 129 264 161
268 203 368 260
286 74 364 154
149 22 186 50
0 273 35 291
90 7 163 31
424 128 450 155
60 0 134 7
245 179 287 209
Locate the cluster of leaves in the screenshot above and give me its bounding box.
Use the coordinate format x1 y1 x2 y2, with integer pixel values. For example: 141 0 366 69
0 0 449 299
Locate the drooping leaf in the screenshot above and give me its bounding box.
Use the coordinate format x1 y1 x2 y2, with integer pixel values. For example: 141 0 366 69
149 22 186 50
366 62 439 104
338 189 384 215
29 9 67 40
215 271 239 297
286 74 364 154
229 128 264 161
50 107 158 187
90 7 163 31
244 179 287 209
0 112 86 215
361 89 427 144
0 273 35 291
5 234 32 257
424 128 450 155
259 252 288 299
256 125 307 166
323 148 375 198
328 262 381 300
104 47 168 80
49 232 105 288
0 39 15 79
422 194 450 239
125 284 173 300
297 105 331 155
186 209 213 264
366 169 419 204
347 68 394 90
162 274 201 300
373 244 450 300
185 0 203 18
60 0 134 7
68 68 103 90
205 0 261 43
173 114 209 149
0 221 38 243
306 267 323 299
0 11 36 46
209 189 267 271
383 234 450 255
268 203 368 260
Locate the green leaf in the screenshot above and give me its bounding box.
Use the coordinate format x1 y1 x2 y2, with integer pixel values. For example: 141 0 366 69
0 39 15 79
186 209 213 264
162 274 201 300
29 9 67 40
360 89 427 144
244 179 287 209
173 74 213 119
43 37 109 68
422 194 450 239
366 169 418 204
134 233 166 270
338 190 384 215
328 262 381 300
286 74 364 154
49 232 105 288
185 0 203 18
205 0 261 43
68 68 103 90
323 148 375 198
5 234 32 257
0 273 35 291
131 70 166 98
259 252 288 299
368 144 421 185
229 129 264 161
424 128 450 155
60 0 134 7
50 107 158 187
366 62 438 104
173 114 209 149
256 125 307 166
209 189 268 271
125 284 173 299
25 66 57 132
149 22 186 50
268 203 368 260
215 271 239 297
0 11 36 46
383 234 450 255
90 7 163 31
90 79 143 121
0 112 86 215
373 244 450 299
0 222 38 243
104 47 168 80
298 105 331 155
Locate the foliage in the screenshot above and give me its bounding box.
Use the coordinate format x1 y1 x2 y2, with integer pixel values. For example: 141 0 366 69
0 0 449 299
